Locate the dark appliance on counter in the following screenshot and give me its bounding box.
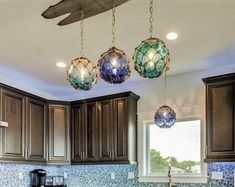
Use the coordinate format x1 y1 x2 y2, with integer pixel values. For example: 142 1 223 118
30 169 46 187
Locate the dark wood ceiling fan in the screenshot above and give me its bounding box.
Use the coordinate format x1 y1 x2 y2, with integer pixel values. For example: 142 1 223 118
41 0 130 26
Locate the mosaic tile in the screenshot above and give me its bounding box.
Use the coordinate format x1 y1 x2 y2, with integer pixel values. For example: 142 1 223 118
0 163 233 187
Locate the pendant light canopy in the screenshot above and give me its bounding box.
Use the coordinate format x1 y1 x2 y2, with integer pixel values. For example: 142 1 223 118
133 0 170 79
67 10 98 91
154 70 176 128
98 0 130 84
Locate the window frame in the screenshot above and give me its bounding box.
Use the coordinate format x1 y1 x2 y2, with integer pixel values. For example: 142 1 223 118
138 116 207 184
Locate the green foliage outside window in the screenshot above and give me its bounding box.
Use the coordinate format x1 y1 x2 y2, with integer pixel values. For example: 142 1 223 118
150 149 199 174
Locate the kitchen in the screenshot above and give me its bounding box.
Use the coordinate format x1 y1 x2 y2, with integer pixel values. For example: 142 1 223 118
0 0 235 186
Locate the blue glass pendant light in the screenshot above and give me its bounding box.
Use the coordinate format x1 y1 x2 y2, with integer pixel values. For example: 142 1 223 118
67 10 98 91
98 0 130 84
133 0 170 79
154 70 176 128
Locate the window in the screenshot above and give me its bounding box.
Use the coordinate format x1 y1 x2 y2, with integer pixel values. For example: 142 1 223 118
138 118 207 183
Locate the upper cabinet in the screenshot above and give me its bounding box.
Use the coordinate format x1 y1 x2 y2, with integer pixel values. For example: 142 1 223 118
71 101 99 163
0 82 139 165
203 73 235 162
0 89 26 161
26 97 47 162
48 103 70 164
71 92 139 164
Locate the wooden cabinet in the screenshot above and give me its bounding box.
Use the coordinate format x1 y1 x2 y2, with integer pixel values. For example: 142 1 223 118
0 82 139 165
0 89 26 161
71 102 98 163
83 101 98 162
48 104 70 164
203 73 235 162
113 98 128 161
26 98 47 162
72 92 139 164
98 99 113 161
71 103 83 162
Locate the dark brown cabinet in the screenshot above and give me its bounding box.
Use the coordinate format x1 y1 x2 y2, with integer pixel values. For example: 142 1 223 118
48 104 70 164
83 101 98 162
98 99 113 162
26 98 47 162
113 97 128 161
71 102 98 163
72 92 139 164
203 73 235 162
0 89 26 161
0 82 139 165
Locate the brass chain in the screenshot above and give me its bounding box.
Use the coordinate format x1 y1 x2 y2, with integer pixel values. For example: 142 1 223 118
164 70 166 105
112 0 116 47
80 9 84 57
149 0 154 38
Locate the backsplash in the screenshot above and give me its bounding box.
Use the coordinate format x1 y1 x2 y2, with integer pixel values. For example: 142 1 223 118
0 162 233 187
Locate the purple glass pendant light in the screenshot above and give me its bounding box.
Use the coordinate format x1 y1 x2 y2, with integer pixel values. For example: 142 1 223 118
154 70 176 128
98 0 131 84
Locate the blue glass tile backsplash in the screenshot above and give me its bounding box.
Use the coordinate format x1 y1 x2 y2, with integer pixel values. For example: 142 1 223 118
0 162 233 187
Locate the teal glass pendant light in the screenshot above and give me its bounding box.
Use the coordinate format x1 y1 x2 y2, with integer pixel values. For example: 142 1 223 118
98 0 131 84
154 70 176 128
133 0 170 78
67 10 98 91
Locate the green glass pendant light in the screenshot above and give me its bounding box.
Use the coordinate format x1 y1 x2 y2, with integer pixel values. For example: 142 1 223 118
67 10 98 91
133 0 170 78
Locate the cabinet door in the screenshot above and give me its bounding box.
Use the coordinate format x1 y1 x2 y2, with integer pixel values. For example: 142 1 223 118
83 101 98 162
113 98 128 161
206 81 235 160
71 104 84 162
0 89 25 161
98 100 113 161
26 98 47 162
48 105 70 163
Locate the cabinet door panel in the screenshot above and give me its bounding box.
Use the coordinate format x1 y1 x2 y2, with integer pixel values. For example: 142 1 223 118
49 105 70 163
98 100 113 161
113 98 128 161
0 90 25 161
84 102 98 161
71 104 84 162
27 98 46 162
207 81 235 158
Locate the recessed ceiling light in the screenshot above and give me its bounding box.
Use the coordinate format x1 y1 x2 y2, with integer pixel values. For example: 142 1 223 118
56 62 66 68
166 32 178 40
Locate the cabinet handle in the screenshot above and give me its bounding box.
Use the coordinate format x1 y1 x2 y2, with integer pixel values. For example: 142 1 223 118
83 151 85 161
81 152 83 161
109 150 112 159
112 150 115 160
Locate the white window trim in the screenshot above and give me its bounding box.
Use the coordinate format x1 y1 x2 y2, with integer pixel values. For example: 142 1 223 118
138 116 208 184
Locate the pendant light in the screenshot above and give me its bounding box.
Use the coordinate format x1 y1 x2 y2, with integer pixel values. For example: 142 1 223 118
67 9 98 91
133 0 170 79
154 69 176 128
98 0 131 84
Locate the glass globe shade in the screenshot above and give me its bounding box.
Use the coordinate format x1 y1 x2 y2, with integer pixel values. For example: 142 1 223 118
154 105 176 128
98 47 131 84
133 37 170 78
67 57 98 91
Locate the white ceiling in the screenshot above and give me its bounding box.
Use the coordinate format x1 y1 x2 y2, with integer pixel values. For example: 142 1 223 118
0 0 235 100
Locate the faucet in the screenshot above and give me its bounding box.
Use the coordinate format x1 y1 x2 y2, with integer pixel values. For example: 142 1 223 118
168 164 177 187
